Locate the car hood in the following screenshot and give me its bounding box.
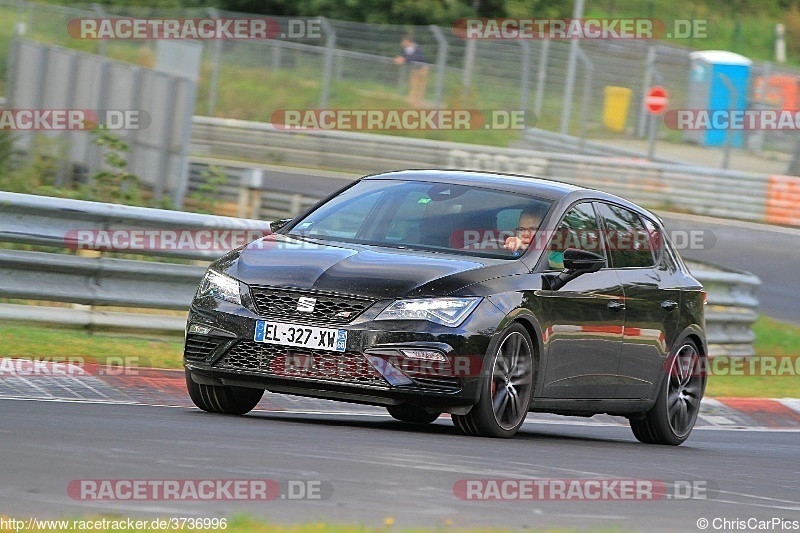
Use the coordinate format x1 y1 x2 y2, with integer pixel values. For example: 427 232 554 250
219 234 521 299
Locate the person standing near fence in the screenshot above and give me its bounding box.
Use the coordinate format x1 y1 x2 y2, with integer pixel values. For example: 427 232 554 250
394 36 429 107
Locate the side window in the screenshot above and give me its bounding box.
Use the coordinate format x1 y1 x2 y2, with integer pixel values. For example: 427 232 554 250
641 216 666 265
546 202 604 269
596 203 655 268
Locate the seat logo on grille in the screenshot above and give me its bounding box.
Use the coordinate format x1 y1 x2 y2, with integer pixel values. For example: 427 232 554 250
296 296 317 313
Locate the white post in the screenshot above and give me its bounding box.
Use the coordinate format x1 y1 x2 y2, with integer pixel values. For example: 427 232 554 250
775 23 786 64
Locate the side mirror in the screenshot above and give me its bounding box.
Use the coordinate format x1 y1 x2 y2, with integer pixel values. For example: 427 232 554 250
269 218 293 233
543 248 605 290
562 248 605 273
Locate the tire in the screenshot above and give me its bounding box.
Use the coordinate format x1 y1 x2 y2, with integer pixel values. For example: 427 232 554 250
387 404 441 424
185 368 264 415
452 322 535 438
630 340 706 445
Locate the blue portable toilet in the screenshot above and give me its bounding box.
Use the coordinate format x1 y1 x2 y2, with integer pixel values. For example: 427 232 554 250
684 50 752 148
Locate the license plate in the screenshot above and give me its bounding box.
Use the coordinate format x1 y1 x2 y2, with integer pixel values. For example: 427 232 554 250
254 320 347 352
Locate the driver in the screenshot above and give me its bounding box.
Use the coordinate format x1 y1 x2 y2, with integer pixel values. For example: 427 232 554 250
503 208 564 268
503 208 544 253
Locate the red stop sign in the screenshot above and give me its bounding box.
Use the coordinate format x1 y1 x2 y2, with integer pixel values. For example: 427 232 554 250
645 86 669 114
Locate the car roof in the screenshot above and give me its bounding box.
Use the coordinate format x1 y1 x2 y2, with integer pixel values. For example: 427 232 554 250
361 169 662 224
362 169 583 201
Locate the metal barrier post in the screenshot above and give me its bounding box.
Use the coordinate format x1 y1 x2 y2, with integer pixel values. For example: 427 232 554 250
560 0 584 134
462 39 476 103
55 51 79 187
91 3 107 56
534 37 549 119
206 8 222 116
716 73 738 170
519 40 531 114
428 25 447 109
318 17 336 109
750 62 771 153
646 68 665 160
576 47 593 153
239 168 265 219
638 46 656 138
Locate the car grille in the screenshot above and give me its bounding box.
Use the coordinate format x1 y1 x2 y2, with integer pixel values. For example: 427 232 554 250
248 287 372 324
184 334 228 361
215 341 388 387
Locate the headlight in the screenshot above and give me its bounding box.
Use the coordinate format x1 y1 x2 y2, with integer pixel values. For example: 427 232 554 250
198 269 241 305
376 297 481 327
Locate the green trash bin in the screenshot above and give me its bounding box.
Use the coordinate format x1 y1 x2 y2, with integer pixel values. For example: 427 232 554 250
603 86 632 132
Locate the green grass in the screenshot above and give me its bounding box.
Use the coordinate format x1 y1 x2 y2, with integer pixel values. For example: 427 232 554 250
752 315 800 356
2 314 798 398
583 0 794 62
0 320 183 369
703 315 800 398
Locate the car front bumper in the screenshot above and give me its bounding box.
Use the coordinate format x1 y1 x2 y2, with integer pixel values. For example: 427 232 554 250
183 295 503 412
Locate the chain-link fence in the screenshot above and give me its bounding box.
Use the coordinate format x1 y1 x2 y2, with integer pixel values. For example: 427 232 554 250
2 0 799 157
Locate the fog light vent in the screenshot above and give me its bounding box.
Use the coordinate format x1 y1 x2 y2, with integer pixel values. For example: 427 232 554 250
400 349 446 362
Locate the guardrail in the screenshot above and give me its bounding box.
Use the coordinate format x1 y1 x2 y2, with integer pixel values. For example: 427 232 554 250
0 192 759 355
0 191 271 261
689 261 761 357
520 127 694 164
189 116 800 227
0 190 270 333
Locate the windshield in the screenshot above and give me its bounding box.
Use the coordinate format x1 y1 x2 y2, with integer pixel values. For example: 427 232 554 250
287 179 553 259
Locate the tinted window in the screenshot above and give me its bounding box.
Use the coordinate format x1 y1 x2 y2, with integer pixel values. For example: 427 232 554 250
385 188 430 242
641 216 666 265
596 203 655 268
293 189 382 240
289 179 552 259
546 202 604 269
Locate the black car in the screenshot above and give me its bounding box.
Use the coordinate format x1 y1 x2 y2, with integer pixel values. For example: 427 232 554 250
184 170 707 444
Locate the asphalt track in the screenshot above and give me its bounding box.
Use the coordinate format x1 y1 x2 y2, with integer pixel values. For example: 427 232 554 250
2 398 799 531
258 168 800 324
659 214 800 326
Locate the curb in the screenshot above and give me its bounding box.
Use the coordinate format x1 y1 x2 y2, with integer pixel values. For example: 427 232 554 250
1 360 799 429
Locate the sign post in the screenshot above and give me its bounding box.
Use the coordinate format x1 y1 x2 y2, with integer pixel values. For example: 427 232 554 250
645 86 669 160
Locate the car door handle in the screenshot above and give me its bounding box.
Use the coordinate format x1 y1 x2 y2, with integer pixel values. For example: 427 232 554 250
661 300 678 311
607 300 625 311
